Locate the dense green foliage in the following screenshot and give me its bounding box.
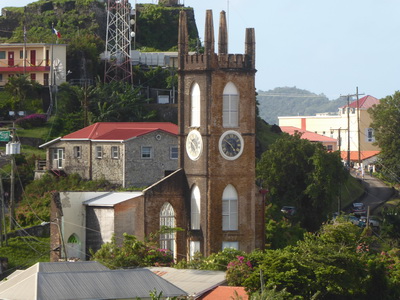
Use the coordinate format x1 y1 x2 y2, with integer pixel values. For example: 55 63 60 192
368 91 400 184
257 133 348 231
0 236 50 276
91 233 174 269
15 173 118 226
4 75 43 115
257 87 348 125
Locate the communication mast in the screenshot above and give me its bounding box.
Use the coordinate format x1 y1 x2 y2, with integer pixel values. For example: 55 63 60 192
104 0 134 84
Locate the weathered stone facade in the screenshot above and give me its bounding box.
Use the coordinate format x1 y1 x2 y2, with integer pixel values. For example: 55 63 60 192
43 126 178 188
177 10 264 256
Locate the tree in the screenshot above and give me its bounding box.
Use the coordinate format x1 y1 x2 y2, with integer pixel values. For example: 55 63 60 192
244 221 381 299
368 92 400 183
5 74 41 114
256 133 347 231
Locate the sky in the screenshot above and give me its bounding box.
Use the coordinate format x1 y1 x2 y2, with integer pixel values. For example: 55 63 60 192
1 0 400 99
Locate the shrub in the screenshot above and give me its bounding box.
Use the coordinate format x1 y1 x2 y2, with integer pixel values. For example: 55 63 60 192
16 114 47 129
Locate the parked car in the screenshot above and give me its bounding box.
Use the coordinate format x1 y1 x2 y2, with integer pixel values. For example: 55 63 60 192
281 206 296 216
351 203 366 215
359 216 380 228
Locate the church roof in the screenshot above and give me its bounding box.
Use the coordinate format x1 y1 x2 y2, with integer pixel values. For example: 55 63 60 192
83 192 143 207
62 122 178 141
341 95 379 109
280 126 337 143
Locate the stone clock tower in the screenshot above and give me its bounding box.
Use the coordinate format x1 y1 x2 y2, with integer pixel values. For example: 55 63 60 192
178 10 264 257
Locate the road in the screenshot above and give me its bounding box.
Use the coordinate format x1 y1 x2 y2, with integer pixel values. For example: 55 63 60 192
353 171 395 214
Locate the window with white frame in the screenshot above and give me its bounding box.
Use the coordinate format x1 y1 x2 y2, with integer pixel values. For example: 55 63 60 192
366 128 375 142
141 146 152 159
111 146 119 159
52 148 65 168
191 185 200 230
73 146 81 158
327 145 333 151
160 202 176 258
190 241 201 259
222 241 239 250
223 82 239 127
170 146 178 159
95 146 102 158
191 83 200 127
222 184 238 231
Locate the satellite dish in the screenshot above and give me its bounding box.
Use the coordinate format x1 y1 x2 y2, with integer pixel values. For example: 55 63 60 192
53 58 65 85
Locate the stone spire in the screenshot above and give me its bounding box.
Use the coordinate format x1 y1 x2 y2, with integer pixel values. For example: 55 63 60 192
204 10 215 57
178 10 188 56
218 11 228 55
245 28 256 69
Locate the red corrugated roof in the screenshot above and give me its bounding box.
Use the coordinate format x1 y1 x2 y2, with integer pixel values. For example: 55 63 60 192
62 122 178 141
340 151 380 161
280 126 337 142
199 286 249 300
341 95 379 109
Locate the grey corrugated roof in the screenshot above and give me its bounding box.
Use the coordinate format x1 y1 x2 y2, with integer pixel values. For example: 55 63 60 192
83 192 143 207
147 267 226 298
38 261 109 272
0 268 187 300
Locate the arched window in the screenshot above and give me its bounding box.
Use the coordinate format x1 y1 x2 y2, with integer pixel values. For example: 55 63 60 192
223 82 239 127
222 184 238 231
191 83 201 127
66 233 81 260
160 202 176 257
191 185 200 230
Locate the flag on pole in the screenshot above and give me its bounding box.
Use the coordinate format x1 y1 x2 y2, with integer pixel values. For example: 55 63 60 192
52 27 61 38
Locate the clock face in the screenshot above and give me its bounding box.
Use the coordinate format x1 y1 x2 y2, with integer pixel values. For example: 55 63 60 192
219 130 244 160
186 130 203 160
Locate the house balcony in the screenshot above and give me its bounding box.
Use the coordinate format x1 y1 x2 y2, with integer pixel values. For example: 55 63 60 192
34 159 48 180
0 59 51 73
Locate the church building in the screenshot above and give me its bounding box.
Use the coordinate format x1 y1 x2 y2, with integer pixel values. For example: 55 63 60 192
50 10 264 262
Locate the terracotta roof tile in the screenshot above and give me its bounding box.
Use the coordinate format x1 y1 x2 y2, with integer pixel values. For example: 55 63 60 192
340 151 380 161
280 126 337 142
199 286 249 300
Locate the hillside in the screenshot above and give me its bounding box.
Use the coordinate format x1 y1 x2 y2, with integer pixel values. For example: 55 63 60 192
257 87 348 125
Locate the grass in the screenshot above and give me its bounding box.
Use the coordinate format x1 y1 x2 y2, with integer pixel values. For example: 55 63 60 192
340 174 365 209
0 236 50 276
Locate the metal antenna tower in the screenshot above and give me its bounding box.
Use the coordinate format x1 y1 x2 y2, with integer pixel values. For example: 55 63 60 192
104 0 134 84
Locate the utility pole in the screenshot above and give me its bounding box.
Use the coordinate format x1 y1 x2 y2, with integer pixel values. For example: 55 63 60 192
340 89 364 168
9 123 16 231
356 87 361 166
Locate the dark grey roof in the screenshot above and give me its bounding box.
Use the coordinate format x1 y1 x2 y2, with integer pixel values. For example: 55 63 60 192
0 264 187 300
38 261 110 272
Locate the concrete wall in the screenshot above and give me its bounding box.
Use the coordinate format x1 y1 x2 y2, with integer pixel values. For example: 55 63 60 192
86 207 114 256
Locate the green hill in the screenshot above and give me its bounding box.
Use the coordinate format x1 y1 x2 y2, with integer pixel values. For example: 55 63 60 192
257 87 348 125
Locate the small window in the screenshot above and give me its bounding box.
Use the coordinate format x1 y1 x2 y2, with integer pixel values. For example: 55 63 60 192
73 146 81 158
190 241 201 259
0 74 3 82
327 145 333 151
222 241 239 250
96 146 102 158
141 146 152 159
30 73 36 82
111 146 119 159
0 51 5 59
170 146 178 159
